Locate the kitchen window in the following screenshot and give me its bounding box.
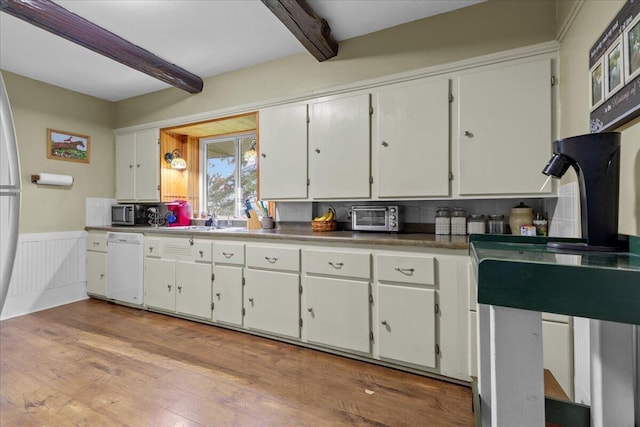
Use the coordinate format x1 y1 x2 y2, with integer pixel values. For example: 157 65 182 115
200 132 257 218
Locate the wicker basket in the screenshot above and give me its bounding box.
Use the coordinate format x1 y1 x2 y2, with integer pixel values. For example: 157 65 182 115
311 220 337 232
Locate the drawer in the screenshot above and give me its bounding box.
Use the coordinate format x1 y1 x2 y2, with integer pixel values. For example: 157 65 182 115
213 242 245 265
144 238 162 258
192 241 213 263
377 254 434 285
303 249 371 279
246 245 299 272
87 232 107 252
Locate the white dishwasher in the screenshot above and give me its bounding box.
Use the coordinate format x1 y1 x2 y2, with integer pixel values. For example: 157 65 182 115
106 232 143 305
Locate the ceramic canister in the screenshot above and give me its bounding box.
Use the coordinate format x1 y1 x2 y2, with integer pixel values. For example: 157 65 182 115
509 202 534 235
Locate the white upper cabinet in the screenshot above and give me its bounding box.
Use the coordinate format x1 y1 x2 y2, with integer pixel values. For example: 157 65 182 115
259 103 308 200
374 78 450 198
309 93 371 199
457 58 553 196
115 128 159 201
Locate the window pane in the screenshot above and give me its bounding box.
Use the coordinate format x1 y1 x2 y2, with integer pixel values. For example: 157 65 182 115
240 136 257 216
205 138 236 216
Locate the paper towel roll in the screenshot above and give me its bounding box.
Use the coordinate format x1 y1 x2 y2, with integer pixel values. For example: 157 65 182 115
34 173 73 186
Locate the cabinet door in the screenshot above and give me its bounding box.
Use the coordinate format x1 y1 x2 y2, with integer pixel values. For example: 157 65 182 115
309 93 371 199
244 269 300 339
304 276 370 353
212 265 244 326
458 58 553 195
135 128 160 201
376 78 450 197
175 261 212 320
259 103 308 199
144 258 175 311
378 284 436 368
115 132 136 201
86 251 106 296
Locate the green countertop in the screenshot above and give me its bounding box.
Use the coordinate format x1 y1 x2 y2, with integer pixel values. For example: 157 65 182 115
470 235 640 325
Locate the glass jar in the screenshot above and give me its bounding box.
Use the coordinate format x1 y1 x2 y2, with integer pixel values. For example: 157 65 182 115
533 212 548 236
435 207 450 235
487 214 505 234
467 214 486 234
451 208 467 235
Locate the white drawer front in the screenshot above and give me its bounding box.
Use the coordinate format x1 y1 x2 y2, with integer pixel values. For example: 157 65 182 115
87 233 107 252
144 238 162 258
303 249 371 279
246 246 299 272
192 241 213 263
213 242 245 265
377 254 434 285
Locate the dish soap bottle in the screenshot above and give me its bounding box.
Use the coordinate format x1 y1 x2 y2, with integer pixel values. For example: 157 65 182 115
509 202 533 235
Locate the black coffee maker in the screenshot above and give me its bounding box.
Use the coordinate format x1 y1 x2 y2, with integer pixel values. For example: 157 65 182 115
542 132 621 251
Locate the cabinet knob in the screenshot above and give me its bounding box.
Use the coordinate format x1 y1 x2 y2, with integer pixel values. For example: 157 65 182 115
177 285 182 293
216 292 221 298
149 246 154 253
381 320 388 326
248 297 254 303
99 274 104 279
464 130 474 138
381 141 389 147
136 164 141 168
315 148 320 154
199 250 204 257
261 153 266 158
307 307 313 313
129 164 133 168
167 284 172 291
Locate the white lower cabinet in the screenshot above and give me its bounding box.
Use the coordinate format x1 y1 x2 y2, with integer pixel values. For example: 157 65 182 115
87 251 107 296
377 284 436 368
86 232 107 297
143 237 213 320
303 275 371 354
212 242 245 326
244 244 300 339
175 261 212 320
244 269 300 338
144 257 176 312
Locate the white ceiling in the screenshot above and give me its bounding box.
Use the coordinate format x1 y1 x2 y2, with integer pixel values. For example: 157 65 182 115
0 0 483 102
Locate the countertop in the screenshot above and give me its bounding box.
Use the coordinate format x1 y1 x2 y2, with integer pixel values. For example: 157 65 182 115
86 225 470 250
470 234 640 324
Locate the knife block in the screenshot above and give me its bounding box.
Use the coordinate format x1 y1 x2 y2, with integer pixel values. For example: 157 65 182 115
247 209 262 230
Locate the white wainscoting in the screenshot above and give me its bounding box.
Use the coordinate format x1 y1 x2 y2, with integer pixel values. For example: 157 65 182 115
0 231 88 320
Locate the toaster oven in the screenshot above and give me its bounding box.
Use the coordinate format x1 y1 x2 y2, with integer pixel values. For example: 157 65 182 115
351 205 402 232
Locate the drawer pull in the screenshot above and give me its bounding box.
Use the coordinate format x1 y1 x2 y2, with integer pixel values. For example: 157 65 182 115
265 256 278 263
329 261 344 269
395 267 415 275
222 252 234 258
92 241 100 246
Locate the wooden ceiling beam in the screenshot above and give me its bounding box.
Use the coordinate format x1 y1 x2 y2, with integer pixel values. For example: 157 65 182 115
261 0 338 62
0 0 203 94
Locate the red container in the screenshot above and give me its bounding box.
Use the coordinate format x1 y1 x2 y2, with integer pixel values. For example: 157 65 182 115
166 200 191 227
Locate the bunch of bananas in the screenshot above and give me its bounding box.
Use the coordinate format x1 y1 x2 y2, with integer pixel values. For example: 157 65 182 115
313 208 335 222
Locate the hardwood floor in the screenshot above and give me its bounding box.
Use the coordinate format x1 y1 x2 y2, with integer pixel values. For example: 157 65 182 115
0 299 474 426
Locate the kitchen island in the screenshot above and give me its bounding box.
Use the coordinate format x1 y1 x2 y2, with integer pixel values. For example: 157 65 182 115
471 234 640 427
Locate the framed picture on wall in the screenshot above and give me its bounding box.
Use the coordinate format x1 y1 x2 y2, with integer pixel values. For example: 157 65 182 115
47 129 90 163
604 36 624 97
590 58 605 110
624 13 640 81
